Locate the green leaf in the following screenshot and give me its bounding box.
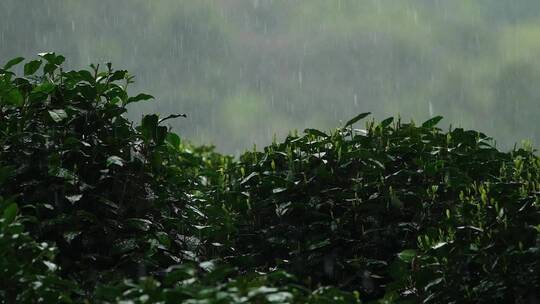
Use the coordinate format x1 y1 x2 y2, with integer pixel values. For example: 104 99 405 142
2 203 18 225
32 82 56 94
48 109 68 122
422 116 443 128
241 172 259 185
165 132 181 148
308 239 331 251
106 155 124 167
109 70 128 82
43 63 58 74
4 89 24 106
155 126 168 145
304 128 329 138
38 52 65 65
344 112 371 128
380 117 394 128
125 218 153 232
127 93 154 104
0 166 14 185
141 114 159 136
111 239 138 255
3 57 24 70
24 60 42 76
397 249 416 263
78 70 95 82
424 277 444 291
272 187 287 194
199 260 217 272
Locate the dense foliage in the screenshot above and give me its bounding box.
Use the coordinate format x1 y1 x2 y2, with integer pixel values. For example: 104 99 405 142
1 55 539 303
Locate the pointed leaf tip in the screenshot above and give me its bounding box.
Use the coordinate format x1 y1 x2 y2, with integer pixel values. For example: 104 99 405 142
422 116 443 128
3 57 24 70
344 112 371 128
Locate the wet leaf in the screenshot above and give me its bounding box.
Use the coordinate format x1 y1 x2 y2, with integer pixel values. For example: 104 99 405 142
344 112 370 127
422 116 443 128
48 109 68 122
24 60 42 75
106 155 124 167
2 203 18 224
3 57 24 70
397 249 416 263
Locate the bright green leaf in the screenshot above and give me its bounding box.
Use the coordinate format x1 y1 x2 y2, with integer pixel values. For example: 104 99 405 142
4 89 23 106
397 249 416 263
32 82 56 94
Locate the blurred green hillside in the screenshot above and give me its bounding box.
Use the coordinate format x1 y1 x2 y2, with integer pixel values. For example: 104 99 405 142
2 0 540 153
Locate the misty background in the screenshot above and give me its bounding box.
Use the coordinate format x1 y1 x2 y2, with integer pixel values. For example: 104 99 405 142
2 0 540 154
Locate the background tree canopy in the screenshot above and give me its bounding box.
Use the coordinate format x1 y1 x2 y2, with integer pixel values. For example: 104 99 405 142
2 0 540 153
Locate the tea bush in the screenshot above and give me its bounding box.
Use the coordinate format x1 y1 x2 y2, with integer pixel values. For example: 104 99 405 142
1 55 538 303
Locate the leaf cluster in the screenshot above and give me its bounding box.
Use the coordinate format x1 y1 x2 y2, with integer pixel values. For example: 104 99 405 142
1 55 539 303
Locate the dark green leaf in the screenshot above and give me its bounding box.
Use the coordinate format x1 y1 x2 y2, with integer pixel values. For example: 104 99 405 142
422 116 443 128
344 112 370 127
308 239 331 251
125 218 153 232
109 70 127 82
38 52 65 65
3 57 24 70
3 89 24 106
78 70 95 82
127 93 154 104
24 60 42 76
111 239 138 255
2 203 18 224
43 63 58 74
0 166 14 185
380 117 394 128
166 132 181 148
304 128 329 138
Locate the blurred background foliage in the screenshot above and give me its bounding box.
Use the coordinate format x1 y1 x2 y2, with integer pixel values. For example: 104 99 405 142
2 0 540 153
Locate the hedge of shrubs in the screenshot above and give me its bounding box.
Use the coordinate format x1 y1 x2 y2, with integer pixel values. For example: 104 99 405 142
1 54 538 303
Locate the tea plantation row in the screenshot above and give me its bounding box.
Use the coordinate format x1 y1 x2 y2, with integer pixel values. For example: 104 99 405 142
1 54 538 303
